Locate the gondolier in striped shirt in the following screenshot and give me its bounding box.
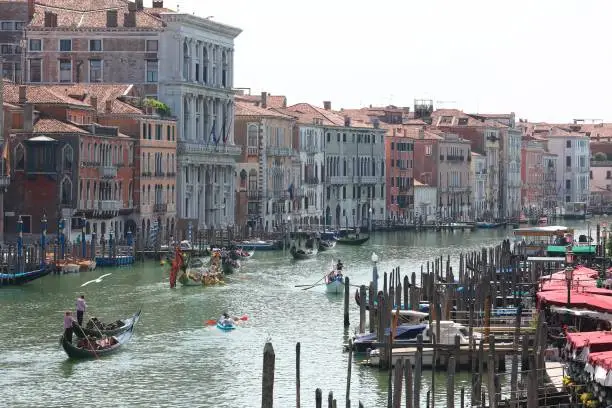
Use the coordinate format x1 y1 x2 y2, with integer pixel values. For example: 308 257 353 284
75 295 87 326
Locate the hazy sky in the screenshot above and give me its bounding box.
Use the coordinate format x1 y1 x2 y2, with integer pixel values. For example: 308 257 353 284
154 0 610 123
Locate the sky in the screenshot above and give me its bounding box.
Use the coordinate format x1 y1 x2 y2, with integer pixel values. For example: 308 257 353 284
150 0 610 123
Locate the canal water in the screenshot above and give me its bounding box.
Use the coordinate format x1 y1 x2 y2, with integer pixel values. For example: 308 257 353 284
0 221 595 407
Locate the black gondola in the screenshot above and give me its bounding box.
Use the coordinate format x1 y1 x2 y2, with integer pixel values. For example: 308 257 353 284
61 325 135 359
0 266 52 287
74 310 141 339
336 236 370 246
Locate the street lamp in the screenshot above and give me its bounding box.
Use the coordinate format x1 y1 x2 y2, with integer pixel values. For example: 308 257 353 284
371 252 379 295
81 216 86 258
41 213 47 267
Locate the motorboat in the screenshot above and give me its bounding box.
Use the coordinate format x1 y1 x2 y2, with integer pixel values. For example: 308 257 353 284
352 323 428 353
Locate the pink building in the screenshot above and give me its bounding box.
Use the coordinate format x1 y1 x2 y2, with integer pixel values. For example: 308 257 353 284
521 140 545 209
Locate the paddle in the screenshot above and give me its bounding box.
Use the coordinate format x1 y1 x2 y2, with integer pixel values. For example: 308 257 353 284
73 323 100 359
295 274 327 289
206 315 248 325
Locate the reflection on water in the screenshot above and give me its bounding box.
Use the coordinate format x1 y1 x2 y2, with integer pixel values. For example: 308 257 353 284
0 220 594 407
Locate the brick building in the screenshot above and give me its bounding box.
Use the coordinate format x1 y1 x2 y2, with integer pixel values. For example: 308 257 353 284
0 0 30 83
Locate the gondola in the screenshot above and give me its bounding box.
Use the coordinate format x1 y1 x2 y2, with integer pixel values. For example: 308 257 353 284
290 247 318 260
61 325 135 359
0 266 52 287
74 310 141 338
222 258 240 274
336 236 370 246
318 240 336 252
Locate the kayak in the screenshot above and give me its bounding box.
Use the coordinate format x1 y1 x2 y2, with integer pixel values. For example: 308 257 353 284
216 320 236 331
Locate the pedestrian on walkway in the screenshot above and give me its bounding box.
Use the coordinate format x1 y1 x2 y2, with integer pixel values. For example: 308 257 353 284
76 295 87 326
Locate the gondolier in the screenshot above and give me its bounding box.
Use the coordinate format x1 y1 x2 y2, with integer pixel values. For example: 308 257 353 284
63 311 76 343
76 295 87 326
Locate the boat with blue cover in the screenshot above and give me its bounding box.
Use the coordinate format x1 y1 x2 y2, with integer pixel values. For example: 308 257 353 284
325 269 344 294
0 266 52 287
217 320 236 331
352 323 428 353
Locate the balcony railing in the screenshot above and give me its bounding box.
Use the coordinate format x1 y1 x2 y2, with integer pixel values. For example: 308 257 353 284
247 146 258 156
359 176 378 184
98 200 122 211
305 177 320 185
0 175 9 187
141 172 152 178
329 176 350 184
266 146 295 157
166 172 176 177
178 142 242 156
247 190 262 200
154 203 168 213
154 171 165 177
100 165 117 178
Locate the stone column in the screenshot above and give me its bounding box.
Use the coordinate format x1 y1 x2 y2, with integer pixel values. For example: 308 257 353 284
227 49 233 88
206 97 213 143
176 35 183 82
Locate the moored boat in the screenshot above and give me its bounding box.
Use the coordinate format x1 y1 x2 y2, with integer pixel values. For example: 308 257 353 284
325 269 345 294
230 248 255 260
234 240 279 251
352 323 428 353
0 266 52 287
78 259 97 272
61 325 135 359
74 310 141 339
336 235 370 245
57 262 79 274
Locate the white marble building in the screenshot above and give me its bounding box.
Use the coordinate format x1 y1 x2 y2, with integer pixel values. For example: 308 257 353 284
297 125 325 226
470 152 487 220
157 13 242 230
546 129 590 206
414 181 437 222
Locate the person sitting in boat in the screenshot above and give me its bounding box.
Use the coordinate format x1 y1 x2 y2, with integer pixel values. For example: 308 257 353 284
219 312 233 326
336 260 344 271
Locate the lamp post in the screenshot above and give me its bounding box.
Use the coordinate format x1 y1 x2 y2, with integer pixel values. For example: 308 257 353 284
41 213 47 267
371 252 379 295
81 217 86 258
565 245 575 308
59 217 66 260
17 215 23 273
368 207 372 233
109 227 114 260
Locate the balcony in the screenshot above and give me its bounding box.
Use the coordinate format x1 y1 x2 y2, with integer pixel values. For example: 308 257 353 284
303 145 321 154
329 176 350 184
166 172 176 178
0 175 9 187
446 155 464 161
247 190 263 200
153 203 168 213
359 176 378 184
266 146 295 157
271 190 289 200
305 177 320 185
141 172 152 178
98 200 122 211
247 146 259 156
178 142 242 156
99 165 117 178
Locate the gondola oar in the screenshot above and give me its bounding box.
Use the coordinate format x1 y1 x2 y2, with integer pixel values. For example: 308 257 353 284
206 315 248 325
295 274 326 288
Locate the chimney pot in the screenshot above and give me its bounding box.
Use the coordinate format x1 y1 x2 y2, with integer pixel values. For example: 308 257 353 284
18 85 26 104
135 0 143 10
152 0 164 8
24 104 33 132
323 101 331 110
105 99 113 113
128 2 137 12
261 92 267 109
28 0 35 21
344 116 351 127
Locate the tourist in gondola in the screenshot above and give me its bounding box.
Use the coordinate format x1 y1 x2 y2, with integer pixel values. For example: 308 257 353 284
75 295 87 326
64 311 76 343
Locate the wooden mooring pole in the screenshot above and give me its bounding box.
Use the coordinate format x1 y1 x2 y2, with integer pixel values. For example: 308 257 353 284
343 276 350 327
296 342 301 408
262 342 275 408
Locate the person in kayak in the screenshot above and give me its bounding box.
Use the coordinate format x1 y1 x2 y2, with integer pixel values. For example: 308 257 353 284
219 312 234 326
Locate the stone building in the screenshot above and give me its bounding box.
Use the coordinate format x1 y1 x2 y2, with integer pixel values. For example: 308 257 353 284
0 0 30 83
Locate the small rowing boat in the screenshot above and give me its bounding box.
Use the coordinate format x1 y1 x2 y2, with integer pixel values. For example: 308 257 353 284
318 240 336 251
336 235 370 246
325 269 345 294
75 310 141 338
216 319 236 331
62 325 135 359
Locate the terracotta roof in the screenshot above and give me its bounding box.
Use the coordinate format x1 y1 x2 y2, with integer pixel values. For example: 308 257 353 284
471 151 482 156
413 180 428 187
29 0 164 30
431 109 489 127
3 83 91 108
281 103 375 129
235 93 287 109
33 118 88 133
47 84 139 114
235 101 294 119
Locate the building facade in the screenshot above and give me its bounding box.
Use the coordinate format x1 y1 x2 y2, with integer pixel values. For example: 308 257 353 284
546 129 590 207
470 152 486 220
384 127 414 221
0 0 30 83
589 161 612 211
520 140 545 211
294 123 324 227
234 101 298 231
542 152 558 213
157 11 241 232
413 180 436 222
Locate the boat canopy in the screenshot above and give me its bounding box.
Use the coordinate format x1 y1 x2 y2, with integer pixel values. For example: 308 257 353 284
537 291 612 313
547 245 596 254
513 226 573 237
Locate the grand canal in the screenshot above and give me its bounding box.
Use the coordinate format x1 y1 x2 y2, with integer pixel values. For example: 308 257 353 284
0 221 595 407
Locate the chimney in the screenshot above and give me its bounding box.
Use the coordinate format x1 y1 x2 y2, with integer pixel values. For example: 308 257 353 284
90 96 98 111
106 10 118 27
392 129 396 137
152 0 164 7
124 10 136 27
28 0 35 21
344 116 351 127
261 92 267 109
134 0 143 10
105 99 113 113
403 129 407 137
419 129 425 139
24 104 33 132
18 85 26 104
323 101 331 110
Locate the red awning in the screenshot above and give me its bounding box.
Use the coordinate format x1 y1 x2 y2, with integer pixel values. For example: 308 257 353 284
588 351 612 371
567 331 612 349
537 291 612 313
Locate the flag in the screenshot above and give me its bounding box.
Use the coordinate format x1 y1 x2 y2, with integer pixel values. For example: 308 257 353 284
222 115 227 145
223 111 234 145
288 183 294 200
210 119 218 145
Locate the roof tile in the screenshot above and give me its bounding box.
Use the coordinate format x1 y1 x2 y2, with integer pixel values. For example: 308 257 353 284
3 82 91 107
33 118 89 133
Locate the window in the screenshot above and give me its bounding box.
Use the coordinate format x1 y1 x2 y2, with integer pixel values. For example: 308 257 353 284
15 144 24 170
146 60 158 82
89 59 102 82
89 39 102 52
15 22 24 30
566 140 571 148
29 59 42 82
1 22 12 31
425 145 432 156
59 59 71 82
565 156 571 168
565 180 571 190
29 39 41 51
59 39 72 52
1 44 12 54
146 40 158 52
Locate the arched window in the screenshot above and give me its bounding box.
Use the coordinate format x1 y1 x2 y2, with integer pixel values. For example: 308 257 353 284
221 50 228 87
62 144 73 172
141 186 145 205
94 143 98 163
171 185 175 203
247 124 258 148
61 177 72 205
183 42 190 81
202 46 208 84
239 169 247 189
14 143 24 170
